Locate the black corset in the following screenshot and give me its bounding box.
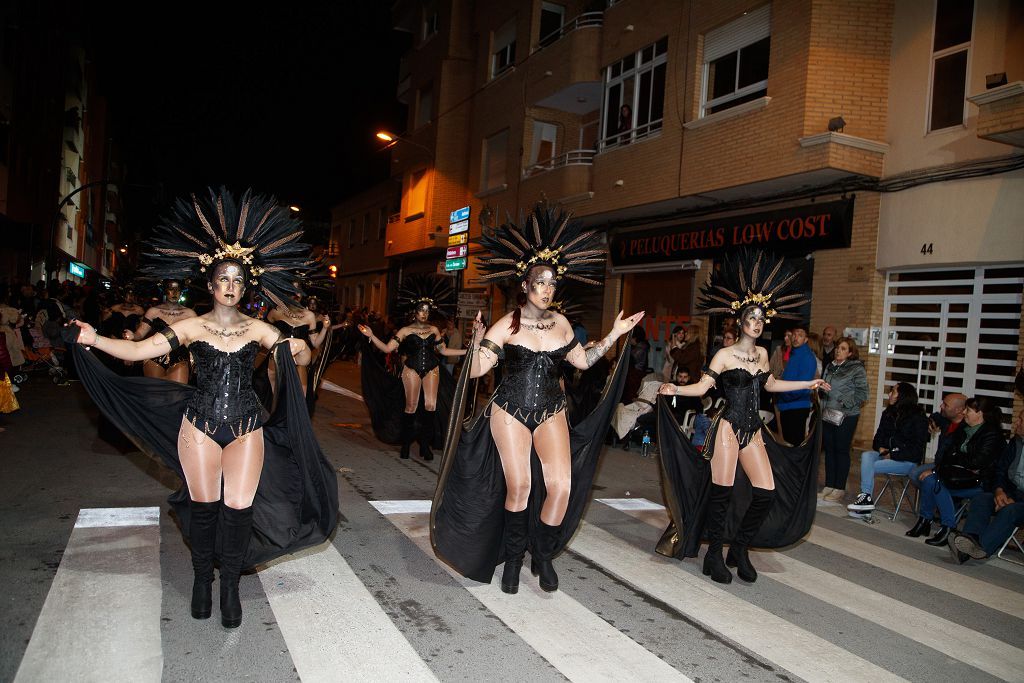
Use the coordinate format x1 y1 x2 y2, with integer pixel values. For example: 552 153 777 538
717 367 770 447
186 340 261 424
399 334 441 374
273 319 312 346
495 341 576 412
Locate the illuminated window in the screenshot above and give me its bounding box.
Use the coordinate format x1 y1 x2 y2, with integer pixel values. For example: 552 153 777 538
407 168 429 217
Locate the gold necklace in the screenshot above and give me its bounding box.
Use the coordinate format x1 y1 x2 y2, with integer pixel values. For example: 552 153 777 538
201 321 252 339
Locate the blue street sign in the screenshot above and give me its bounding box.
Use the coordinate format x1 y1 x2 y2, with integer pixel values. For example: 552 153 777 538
449 206 470 224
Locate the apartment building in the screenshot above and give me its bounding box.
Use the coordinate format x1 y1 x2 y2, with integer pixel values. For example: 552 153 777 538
329 180 402 312
384 0 1022 443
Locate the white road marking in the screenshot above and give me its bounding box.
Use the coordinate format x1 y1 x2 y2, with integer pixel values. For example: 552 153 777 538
16 508 162 682
369 499 432 515
596 497 668 511
380 506 693 683
74 506 160 528
260 542 438 682
320 379 363 401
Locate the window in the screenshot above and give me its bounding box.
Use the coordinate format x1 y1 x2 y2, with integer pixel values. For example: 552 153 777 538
929 0 973 131
481 130 509 191
491 18 517 79
407 169 428 217
700 5 771 117
362 213 371 245
348 218 356 248
529 121 558 168
601 37 668 149
422 0 439 41
415 84 433 128
378 207 388 240
539 3 565 48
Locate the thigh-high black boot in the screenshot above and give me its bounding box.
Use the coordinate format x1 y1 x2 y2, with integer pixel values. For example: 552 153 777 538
725 487 776 582
219 504 253 629
500 509 529 594
399 412 415 459
189 500 220 619
530 521 562 592
418 411 435 461
702 483 734 584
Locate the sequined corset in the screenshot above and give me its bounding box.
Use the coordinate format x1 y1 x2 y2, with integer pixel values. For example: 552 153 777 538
495 341 577 414
717 367 770 448
399 334 441 374
272 319 312 348
185 340 262 427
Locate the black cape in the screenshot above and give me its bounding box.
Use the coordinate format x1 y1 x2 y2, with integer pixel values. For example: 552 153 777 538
359 341 455 447
72 343 339 569
655 394 821 558
430 335 631 583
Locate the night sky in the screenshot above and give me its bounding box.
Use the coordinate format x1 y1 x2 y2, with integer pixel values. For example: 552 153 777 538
85 3 410 229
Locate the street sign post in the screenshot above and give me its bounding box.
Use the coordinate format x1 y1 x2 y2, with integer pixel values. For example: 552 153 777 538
448 233 468 246
445 257 468 272
449 206 470 224
446 245 468 259
448 219 469 235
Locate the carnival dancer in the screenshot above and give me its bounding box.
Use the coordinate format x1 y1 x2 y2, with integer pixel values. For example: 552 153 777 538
67 187 338 628
657 251 829 584
359 274 464 460
431 206 643 594
267 289 331 404
102 285 146 342
130 279 197 383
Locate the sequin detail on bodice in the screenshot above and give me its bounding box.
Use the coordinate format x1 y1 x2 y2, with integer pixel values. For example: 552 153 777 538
716 367 770 448
185 340 262 428
272 319 312 348
399 334 441 375
494 340 578 423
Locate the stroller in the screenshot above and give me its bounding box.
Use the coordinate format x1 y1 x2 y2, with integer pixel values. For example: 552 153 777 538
22 327 68 384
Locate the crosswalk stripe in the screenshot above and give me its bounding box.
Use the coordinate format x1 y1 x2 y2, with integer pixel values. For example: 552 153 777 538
15 507 163 682
569 522 907 683
369 499 432 515
380 507 693 683
260 542 438 682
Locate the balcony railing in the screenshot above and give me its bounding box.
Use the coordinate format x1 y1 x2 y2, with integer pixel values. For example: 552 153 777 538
522 149 596 178
598 118 664 151
537 11 603 49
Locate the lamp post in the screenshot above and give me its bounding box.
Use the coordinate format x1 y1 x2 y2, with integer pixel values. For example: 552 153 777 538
375 130 434 156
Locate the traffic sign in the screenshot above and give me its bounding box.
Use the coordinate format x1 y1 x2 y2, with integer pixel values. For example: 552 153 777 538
449 206 470 224
448 219 469 235
445 257 468 271
448 233 468 246
446 245 468 259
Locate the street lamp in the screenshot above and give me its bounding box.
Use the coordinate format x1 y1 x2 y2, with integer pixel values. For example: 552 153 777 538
289 205 301 213
374 130 433 155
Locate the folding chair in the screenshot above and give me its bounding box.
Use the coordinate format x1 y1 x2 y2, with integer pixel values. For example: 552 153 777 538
996 527 1024 566
680 410 696 439
873 474 917 521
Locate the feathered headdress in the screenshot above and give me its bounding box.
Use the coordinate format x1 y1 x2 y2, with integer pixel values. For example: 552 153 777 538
477 206 605 286
698 250 809 322
397 274 456 317
141 187 312 309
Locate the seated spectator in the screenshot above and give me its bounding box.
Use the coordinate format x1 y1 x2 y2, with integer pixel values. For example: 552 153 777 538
909 392 966 489
909 396 1006 546
948 409 1024 563
847 382 928 514
612 368 660 448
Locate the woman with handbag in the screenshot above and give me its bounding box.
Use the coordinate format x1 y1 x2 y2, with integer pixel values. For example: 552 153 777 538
819 338 869 502
911 396 1006 546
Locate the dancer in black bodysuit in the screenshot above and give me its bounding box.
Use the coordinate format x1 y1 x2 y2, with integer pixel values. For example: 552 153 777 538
359 275 464 460
657 251 829 584
68 187 337 629
267 293 330 401
432 207 643 595
130 280 196 383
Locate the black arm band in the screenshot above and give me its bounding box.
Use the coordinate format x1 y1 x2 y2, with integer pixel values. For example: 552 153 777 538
703 367 719 381
479 339 504 359
159 328 180 351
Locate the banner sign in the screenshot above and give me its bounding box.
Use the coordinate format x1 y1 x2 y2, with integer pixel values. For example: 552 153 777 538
609 198 854 267
69 262 86 278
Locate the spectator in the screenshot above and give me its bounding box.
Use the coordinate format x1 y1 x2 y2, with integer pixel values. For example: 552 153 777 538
768 328 792 378
821 325 837 365
805 332 823 378
846 382 929 512
819 337 869 502
947 409 1024 563
0 295 26 369
910 396 1006 545
661 325 685 380
777 325 816 445
909 392 967 489
721 326 737 348
622 326 650 404
443 317 462 375
670 323 703 380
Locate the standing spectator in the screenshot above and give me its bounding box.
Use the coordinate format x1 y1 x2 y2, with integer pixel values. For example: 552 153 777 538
805 332 823 378
622 326 651 404
777 325 816 445
819 338 869 502
909 392 967 491
846 382 929 511
821 325 837 366
768 328 792 378
670 323 703 380
661 325 685 380
721 326 737 348
948 409 1024 563
443 317 462 375
911 396 1006 546
0 295 26 369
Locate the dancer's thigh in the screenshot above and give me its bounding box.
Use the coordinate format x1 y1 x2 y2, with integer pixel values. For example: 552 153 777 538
490 405 534 510
178 417 222 503
711 420 741 485
221 429 265 509
737 431 775 490
420 368 440 411
401 367 422 413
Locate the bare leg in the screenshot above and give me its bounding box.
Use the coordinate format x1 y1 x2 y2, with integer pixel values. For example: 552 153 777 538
737 432 775 490
710 420 741 486
177 417 223 503
166 361 190 384
401 367 423 414
532 412 572 526
490 406 533 512
143 360 168 380
420 367 440 411
221 428 265 509
295 364 309 395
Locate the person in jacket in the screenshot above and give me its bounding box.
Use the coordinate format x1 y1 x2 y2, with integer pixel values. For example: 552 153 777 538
948 409 1024 563
846 381 929 513
819 338 869 502
909 392 967 491
777 326 816 445
909 396 1006 546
